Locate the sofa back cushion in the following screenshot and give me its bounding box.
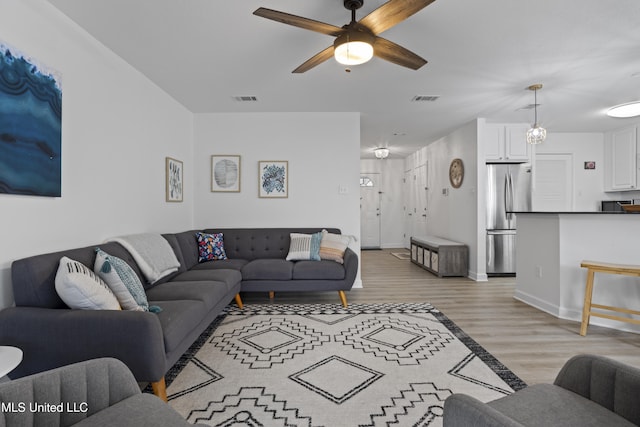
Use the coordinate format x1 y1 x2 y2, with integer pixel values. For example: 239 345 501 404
11 242 144 309
202 228 341 261
165 230 200 271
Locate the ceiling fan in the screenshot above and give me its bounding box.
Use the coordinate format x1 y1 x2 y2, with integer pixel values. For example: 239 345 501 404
253 0 435 73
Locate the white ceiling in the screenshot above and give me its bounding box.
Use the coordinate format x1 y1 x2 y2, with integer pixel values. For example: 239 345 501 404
47 0 640 158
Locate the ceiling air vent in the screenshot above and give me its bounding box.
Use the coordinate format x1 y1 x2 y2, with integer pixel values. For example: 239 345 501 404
412 95 439 102
233 96 258 102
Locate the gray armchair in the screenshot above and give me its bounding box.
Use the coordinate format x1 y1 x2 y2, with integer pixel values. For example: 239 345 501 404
0 358 195 427
443 354 640 427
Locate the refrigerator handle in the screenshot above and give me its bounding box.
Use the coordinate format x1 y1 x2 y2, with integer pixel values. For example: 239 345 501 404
506 172 514 220
487 234 493 267
503 173 509 219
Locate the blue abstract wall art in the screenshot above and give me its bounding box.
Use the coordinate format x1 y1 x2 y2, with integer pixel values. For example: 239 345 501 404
259 160 288 198
0 43 62 197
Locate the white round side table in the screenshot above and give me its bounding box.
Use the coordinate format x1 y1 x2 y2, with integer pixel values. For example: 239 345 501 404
0 346 23 378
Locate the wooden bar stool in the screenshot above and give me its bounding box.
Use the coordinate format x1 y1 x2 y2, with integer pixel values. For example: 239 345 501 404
580 260 640 336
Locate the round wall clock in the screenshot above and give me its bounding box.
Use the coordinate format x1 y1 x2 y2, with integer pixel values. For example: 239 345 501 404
449 158 464 188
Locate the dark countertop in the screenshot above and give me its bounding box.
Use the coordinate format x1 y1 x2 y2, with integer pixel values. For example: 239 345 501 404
508 211 632 214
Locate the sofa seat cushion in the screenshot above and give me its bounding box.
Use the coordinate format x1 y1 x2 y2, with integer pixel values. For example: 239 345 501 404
148 300 207 353
242 259 293 281
190 259 248 272
488 384 636 427
170 269 242 291
292 260 346 280
146 281 232 310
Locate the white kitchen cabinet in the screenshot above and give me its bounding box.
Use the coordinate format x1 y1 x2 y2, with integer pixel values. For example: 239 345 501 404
604 125 637 191
484 123 531 162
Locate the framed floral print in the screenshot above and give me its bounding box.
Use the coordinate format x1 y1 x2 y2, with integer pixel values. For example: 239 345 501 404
258 160 288 198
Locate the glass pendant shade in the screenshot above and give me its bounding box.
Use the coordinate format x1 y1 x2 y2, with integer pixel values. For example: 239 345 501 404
527 84 546 145
334 31 374 66
526 124 547 145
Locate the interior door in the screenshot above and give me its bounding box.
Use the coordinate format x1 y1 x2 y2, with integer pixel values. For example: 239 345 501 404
414 163 428 236
404 170 415 248
533 154 573 211
360 174 381 248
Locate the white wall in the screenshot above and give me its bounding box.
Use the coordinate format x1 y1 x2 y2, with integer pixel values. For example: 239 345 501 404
192 112 362 286
406 120 482 279
360 159 405 248
0 0 194 308
534 132 605 211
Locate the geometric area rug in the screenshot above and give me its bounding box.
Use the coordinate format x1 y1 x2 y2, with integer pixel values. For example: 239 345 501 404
161 303 527 426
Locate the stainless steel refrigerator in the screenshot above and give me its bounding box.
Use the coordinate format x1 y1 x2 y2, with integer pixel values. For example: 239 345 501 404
486 163 532 275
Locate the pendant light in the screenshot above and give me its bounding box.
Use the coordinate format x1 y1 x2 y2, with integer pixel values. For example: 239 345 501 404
526 84 546 145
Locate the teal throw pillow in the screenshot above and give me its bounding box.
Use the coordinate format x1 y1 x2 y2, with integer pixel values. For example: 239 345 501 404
94 248 159 312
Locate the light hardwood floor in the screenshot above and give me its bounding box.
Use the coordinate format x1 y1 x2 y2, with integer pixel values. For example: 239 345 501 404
241 248 640 385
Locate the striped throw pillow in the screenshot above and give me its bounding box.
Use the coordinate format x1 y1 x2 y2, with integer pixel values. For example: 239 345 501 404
286 232 322 261
319 230 351 264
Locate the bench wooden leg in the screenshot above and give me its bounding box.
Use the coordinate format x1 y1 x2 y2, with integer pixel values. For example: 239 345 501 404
152 378 168 402
269 291 275 299
580 269 595 336
235 293 244 309
338 290 348 308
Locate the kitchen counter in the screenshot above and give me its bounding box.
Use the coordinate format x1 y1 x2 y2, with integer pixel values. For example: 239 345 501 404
514 213 640 334
509 211 631 214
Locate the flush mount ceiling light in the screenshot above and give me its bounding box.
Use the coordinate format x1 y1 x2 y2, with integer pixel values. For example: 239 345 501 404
526 84 546 145
607 101 640 118
374 148 390 159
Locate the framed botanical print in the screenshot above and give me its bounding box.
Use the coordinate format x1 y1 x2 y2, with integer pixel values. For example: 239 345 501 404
165 157 183 202
211 155 241 192
258 160 288 198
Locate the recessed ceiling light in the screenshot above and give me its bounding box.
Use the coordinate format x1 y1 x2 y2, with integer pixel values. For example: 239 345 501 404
607 101 640 118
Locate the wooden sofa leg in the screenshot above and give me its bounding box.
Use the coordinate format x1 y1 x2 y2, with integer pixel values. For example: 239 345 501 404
269 291 275 300
235 293 244 309
152 378 168 402
338 290 348 308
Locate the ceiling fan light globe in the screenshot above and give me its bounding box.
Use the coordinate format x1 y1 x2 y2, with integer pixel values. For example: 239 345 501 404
334 41 374 65
526 124 546 145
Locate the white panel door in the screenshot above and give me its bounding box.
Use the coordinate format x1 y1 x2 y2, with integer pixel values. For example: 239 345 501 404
533 154 573 211
404 170 414 248
360 173 381 248
414 163 428 236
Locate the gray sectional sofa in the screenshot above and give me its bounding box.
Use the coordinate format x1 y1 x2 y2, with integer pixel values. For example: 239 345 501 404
0 227 358 401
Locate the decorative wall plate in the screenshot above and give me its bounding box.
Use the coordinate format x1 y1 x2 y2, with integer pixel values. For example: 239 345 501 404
449 158 464 188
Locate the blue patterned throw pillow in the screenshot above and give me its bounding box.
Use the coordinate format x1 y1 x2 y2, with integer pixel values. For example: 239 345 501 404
196 232 228 262
94 248 161 312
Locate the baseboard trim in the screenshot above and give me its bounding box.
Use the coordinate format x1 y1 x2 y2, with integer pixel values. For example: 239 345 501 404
513 290 560 317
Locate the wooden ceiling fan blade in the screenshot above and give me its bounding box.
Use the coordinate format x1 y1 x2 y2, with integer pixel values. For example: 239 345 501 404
253 8 344 36
292 46 335 73
373 37 427 70
359 0 436 35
